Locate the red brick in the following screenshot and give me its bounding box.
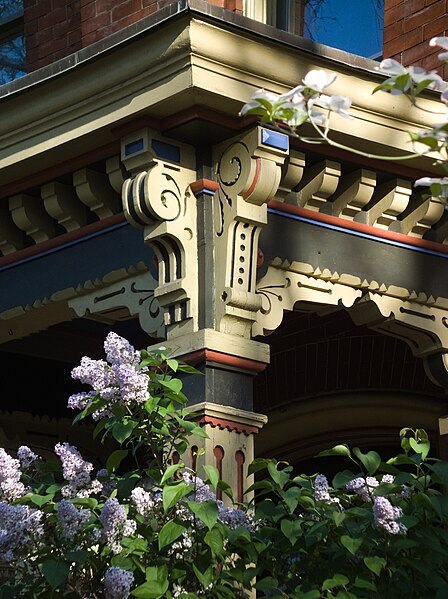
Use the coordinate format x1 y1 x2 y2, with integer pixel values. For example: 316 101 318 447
142 0 157 10
402 39 438 64
80 1 96 21
81 30 98 45
384 3 408 27
111 0 142 21
384 28 423 57
36 27 56 45
406 0 430 16
421 50 444 72
95 0 114 14
36 0 52 17
67 27 82 46
423 14 448 39
384 0 404 8
82 10 111 34
384 21 404 44
24 18 39 36
403 2 445 32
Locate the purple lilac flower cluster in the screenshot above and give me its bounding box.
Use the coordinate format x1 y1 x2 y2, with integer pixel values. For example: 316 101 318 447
54 442 102 498
373 496 407 535
0 448 26 501
100 498 136 554
57 499 91 541
0 502 44 561
130 486 161 519
313 474 340 505
17 445 39 469
182 472 256 531
103 566 134 599
68 332 148 418
346 474 410 503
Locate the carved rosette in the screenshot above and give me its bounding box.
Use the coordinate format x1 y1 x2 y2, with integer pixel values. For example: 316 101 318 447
121 130 198 336
213 127 289 337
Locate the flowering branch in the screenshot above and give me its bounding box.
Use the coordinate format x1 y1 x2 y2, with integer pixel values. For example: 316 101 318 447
240 37 448 205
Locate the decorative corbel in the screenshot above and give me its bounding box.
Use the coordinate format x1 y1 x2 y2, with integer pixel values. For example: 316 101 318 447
9 193 55 244
213 127 289 337
121 129 198 337
354 178 412 229
286 159 341 212
42 180 88 232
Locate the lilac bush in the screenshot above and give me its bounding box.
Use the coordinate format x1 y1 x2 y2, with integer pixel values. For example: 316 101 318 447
0 333 447 598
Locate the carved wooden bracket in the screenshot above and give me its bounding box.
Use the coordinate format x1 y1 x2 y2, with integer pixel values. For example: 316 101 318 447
253 259 362 336
69 269 165 338
121 129 198 337
213 127 289 337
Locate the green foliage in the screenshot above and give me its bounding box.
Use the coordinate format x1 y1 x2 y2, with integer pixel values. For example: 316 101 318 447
1 337 448 598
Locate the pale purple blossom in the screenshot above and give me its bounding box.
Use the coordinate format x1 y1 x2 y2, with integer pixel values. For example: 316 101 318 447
131 487 159 519
71 356 115 391
54 442 102 498
100 498 136 554
17 446 39 469
313 474 340 505
373 496 407 535
104 332 140 367
67 391 95 411
0 448 25 501
183 472 216 502
218 506 255 531
68 333 149 414
113 363 148 406
103 566 134 599
0 502 44 562
57 499 90 541
346 476 378 502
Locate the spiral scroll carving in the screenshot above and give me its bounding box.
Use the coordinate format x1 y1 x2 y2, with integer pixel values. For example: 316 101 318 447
122 167 183 228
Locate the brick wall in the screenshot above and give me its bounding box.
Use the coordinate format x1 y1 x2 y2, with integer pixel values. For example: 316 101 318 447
384 0 448 78
25 0 243 72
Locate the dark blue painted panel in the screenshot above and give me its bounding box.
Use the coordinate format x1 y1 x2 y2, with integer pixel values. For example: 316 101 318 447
0 222 155 312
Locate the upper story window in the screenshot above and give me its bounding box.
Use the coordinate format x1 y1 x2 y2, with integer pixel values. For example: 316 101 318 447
244 0 384 60
0 0 26 85
304 0 383 59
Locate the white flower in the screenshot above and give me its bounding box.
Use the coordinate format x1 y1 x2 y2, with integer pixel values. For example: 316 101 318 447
316 94 353 119
378 59 446 93
302 69 337 93
239 89 279 116
379 58 407 76
278 85 305 104
430 36 448 62
414 176 448 187
415 177 448 200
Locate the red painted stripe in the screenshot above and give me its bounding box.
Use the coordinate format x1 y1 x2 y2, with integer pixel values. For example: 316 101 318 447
190 179 219 195
242 158 261 200
268 199 448 255
180 348 268 372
